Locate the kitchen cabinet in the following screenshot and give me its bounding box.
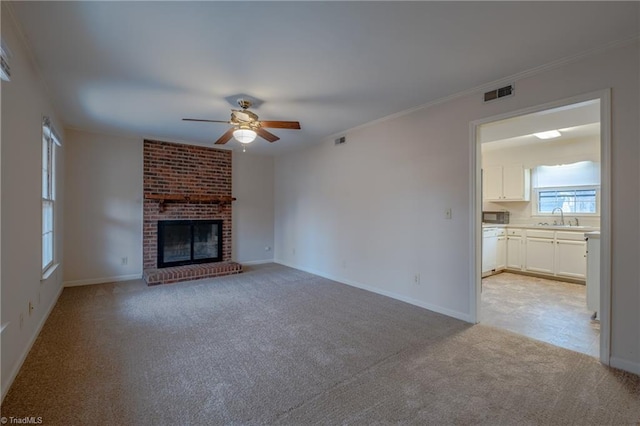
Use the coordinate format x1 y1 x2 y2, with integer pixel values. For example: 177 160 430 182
521 229 586 280
482 164 530 202
555 231 586 279
496 230 506 270
487 226 588 281
483 166 503 201
506 229 523 270
525 237 555 274
585 232 600 317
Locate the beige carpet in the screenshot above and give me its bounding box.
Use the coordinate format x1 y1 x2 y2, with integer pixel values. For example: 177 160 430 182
2 264 639 425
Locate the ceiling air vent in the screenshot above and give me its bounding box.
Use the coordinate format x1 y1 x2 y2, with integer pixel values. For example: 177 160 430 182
483 84 513 103
334 136 346 145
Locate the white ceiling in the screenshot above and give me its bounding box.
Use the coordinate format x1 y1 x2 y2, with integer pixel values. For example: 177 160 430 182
480 99 601 151
9 1 639 155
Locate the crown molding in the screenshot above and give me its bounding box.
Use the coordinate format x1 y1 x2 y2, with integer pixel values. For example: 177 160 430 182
326 35 640 143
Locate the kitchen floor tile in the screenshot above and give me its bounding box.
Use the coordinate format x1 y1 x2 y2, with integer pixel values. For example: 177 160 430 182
481 272 599 358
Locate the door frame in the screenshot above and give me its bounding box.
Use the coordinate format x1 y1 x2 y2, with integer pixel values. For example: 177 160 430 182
469 89 611 365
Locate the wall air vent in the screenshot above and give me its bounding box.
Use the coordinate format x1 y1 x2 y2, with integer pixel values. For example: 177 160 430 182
483 84 514 103
334 136 346 145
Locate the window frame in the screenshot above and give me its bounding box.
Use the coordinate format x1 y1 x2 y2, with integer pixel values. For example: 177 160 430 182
42 118 59 274
532 184 600 217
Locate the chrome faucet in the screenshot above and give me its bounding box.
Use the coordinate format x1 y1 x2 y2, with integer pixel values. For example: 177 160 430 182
551 208 565 226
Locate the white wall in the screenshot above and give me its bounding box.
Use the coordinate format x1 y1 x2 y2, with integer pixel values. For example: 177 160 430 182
482 136 601 226
63 129 143 285
274 41 639 372
232 152 274 263
62 133 275 284
1 6 65 400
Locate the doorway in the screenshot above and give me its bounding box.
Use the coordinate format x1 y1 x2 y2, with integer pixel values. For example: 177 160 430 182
470 90 611 364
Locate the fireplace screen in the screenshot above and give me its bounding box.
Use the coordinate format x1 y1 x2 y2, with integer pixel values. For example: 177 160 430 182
157 220 222 268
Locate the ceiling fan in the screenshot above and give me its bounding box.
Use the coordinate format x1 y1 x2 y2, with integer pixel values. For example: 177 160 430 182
183 99 301 145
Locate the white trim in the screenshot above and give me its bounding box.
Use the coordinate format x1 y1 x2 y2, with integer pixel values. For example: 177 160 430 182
240 259 274 266
1 284 64 403
41 262 59 281
470 89 612 367
598 89 612 366
609 357 640 376
469 121 481 324
63 274 142 287
275 260 471 323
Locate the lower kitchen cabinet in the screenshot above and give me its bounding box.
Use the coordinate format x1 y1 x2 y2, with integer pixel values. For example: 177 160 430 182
483 226 588 281
555 237 587 280
522 229 586 280
585 233 600 315
506 229 523 270
496 233 506 270
525 234 555 274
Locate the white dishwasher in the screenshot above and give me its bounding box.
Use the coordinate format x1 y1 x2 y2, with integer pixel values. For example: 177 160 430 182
585 232 600 320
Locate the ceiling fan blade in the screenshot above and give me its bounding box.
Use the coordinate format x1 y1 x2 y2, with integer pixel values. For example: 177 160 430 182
215 128 235 145
260 120 301 129
256 128 280 143
183 118 230 123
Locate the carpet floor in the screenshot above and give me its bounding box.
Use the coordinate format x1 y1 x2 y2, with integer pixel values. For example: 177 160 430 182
2 264 639 425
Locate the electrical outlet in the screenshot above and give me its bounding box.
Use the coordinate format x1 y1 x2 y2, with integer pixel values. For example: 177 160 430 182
445 208 452 220
414 273 421 285
121 256 128 265
29 301 34 315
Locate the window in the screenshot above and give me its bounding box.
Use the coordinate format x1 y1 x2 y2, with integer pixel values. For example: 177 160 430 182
537 188 597 214
42 117 60 272
533 161 600 215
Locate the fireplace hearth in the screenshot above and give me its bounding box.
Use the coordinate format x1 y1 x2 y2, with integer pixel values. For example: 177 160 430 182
157 220 222 268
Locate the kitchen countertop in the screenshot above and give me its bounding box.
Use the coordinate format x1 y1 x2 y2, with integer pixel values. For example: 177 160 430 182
482 223 600 232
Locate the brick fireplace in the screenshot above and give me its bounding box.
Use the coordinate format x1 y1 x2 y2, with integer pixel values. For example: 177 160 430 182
142 139 242 285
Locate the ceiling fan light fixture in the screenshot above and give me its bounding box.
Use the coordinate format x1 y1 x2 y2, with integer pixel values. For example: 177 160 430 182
233 128 257 144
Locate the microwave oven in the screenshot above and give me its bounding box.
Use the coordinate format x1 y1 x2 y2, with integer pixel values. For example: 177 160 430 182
482 211 510 224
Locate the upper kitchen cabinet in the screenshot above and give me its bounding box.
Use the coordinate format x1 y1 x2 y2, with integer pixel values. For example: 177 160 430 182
483 164 530 201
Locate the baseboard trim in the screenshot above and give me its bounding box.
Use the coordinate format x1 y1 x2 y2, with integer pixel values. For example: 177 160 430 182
63 274 142 287
275 260 471 323
240 259 274 266
1 283 64 403
610 356 640 376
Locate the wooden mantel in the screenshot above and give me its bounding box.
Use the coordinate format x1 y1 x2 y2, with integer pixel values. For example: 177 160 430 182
144 194 236 212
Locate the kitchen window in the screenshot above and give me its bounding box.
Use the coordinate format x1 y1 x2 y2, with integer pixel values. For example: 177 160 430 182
533 161 600 215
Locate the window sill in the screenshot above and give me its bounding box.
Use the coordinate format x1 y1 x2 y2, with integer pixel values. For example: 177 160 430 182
41 263 59 282
532 214 600 218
